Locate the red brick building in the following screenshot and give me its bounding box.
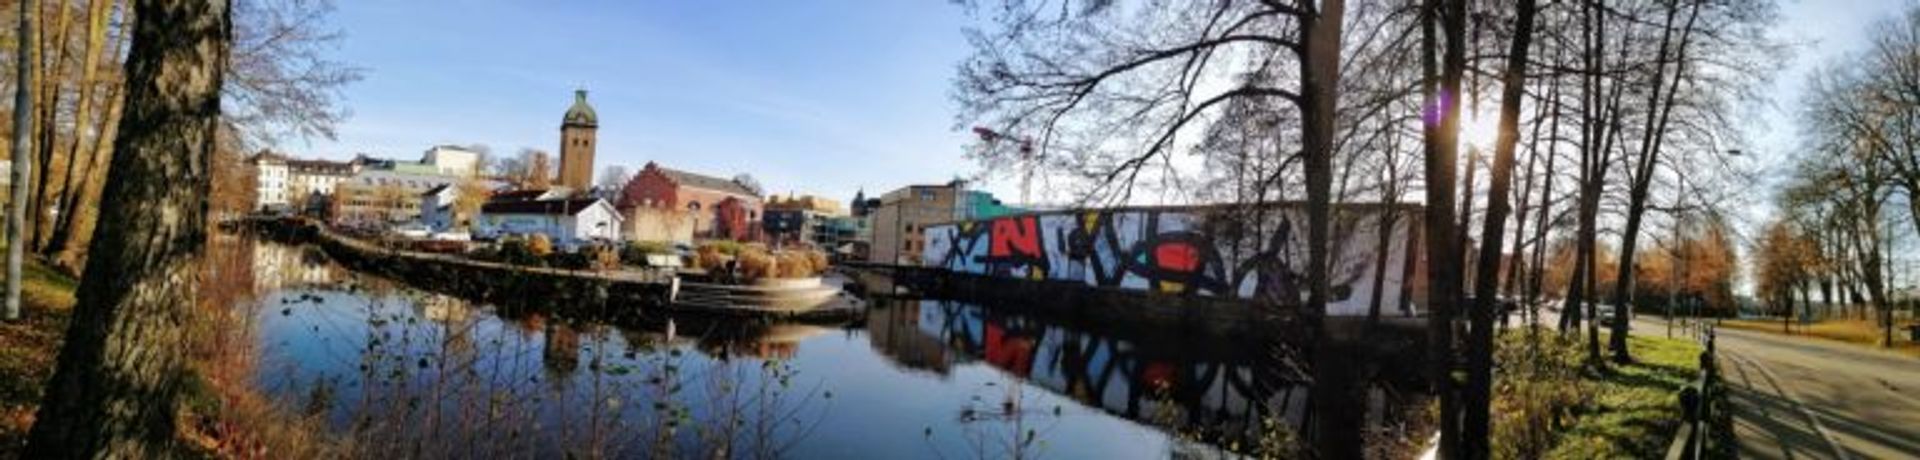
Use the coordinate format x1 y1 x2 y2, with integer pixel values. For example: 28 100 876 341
617 162 764 241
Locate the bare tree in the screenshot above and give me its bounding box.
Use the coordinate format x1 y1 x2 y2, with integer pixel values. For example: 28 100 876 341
223 0 362 148
523 148 552 189
598 165 629 191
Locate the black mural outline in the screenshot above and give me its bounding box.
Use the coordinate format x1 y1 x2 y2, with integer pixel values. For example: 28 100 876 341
979 215 1049 278
938 209 1380 305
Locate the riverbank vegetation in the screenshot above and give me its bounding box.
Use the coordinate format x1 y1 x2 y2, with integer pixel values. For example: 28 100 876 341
1492 331 1704 459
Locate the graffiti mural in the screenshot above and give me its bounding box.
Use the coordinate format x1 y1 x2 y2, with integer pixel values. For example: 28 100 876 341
922 205 1421 316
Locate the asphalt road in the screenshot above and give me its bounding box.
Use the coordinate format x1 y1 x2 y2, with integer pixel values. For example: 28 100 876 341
1714 324 1920 460
1528 306 1920 459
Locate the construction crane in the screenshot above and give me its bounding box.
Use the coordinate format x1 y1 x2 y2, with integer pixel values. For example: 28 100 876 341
970 127 1036 205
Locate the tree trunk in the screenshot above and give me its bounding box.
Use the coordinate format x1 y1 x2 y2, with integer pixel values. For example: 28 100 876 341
1424 0 1466 455
6 0 37 322
1464 0 1538 456
1300 0 1351 455
45 0 119 264
53 79 126 271
24 1 230 456
30 0 77 252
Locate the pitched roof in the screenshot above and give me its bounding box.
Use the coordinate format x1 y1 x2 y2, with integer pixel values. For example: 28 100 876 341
490 189 552 202
656 166 758 197
286 158 353 175
481 198 610 216
248 150 288 164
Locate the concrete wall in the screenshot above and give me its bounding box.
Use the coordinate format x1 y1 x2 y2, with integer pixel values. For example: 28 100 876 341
624 206 695 244
920 204 1423 317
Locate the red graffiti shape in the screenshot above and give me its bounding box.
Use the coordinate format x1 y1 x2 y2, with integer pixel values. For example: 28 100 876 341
1142 361 1177 391
1154 241 1201 272
990 217 1042 258
984 323 1035 377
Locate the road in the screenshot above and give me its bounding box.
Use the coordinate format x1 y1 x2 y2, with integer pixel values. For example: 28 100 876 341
1714 324 1920 459
1529 306 1920 459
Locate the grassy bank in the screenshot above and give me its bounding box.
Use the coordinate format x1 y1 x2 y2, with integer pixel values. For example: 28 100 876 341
0 259 78 454
1492 329 1704 459
1721 318 1919 358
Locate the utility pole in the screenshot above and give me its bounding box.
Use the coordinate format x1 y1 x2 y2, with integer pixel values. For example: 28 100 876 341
5 0 35 321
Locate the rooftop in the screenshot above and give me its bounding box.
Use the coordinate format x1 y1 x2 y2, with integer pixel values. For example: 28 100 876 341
650 163 760 198
481 197 608 216
563 89 597 128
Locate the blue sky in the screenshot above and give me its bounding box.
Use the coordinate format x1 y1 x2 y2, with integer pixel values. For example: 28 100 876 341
299 1 987 204
302 0 1909 217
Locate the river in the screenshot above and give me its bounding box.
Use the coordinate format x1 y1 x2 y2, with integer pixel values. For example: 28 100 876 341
237 239 1427 458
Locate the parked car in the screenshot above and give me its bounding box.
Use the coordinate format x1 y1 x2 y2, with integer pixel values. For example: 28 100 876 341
1595 303 1621 325
430 231 471 242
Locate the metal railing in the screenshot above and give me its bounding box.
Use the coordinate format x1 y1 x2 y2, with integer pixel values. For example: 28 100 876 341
1666 325 1718 460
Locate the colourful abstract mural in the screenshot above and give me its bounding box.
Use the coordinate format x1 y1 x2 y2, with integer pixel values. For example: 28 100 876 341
920 205 1421 316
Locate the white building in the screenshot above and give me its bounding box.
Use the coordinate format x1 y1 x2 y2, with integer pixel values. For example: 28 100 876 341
421 145 481 177
286 158 355 197
249 152 290 211
420 184 459 232
418 180 512 231
476 197 623 244
337 169 464 224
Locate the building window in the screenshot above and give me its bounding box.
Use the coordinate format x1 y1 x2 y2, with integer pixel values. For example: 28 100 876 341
919 190 935 201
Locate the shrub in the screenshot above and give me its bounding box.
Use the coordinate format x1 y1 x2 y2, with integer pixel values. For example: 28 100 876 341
527 234 554 257
495 239 544 267
736 248 776 279
693 245 727 271
699 240 744 256
775 252 815 278
547 251 591 270
621 241 675 266
592 246 622 270
803 250 830 273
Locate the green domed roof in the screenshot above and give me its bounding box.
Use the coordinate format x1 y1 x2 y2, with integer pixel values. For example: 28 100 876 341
563 89 597 128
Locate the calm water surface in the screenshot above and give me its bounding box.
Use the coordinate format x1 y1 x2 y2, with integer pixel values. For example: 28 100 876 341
242 241 1411 458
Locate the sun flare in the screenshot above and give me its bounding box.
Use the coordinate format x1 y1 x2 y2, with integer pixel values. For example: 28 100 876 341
1461 110 1502 150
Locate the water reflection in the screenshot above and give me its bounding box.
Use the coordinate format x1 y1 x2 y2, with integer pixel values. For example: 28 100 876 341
244 239 1424 458
867 298 1313 452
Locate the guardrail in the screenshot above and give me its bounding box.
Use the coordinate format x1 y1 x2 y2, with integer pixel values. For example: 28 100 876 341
1666 325 1718 460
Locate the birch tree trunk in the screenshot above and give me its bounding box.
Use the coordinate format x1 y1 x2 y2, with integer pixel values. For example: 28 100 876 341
25 0 229 456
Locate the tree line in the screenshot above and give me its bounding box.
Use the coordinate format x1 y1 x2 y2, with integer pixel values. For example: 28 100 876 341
0 0 356 273
1763 5 1920 348
953 0 1773 456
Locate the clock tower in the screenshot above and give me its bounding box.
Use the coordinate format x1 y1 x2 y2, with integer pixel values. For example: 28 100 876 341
559 89 598 191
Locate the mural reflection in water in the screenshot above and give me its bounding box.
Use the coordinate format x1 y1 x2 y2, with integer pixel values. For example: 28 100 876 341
868 297 1429 453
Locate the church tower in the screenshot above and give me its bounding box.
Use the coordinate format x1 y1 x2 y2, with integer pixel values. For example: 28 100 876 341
559 89 598 191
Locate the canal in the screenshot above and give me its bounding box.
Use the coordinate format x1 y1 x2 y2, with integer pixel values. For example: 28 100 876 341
238 239 1429 458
